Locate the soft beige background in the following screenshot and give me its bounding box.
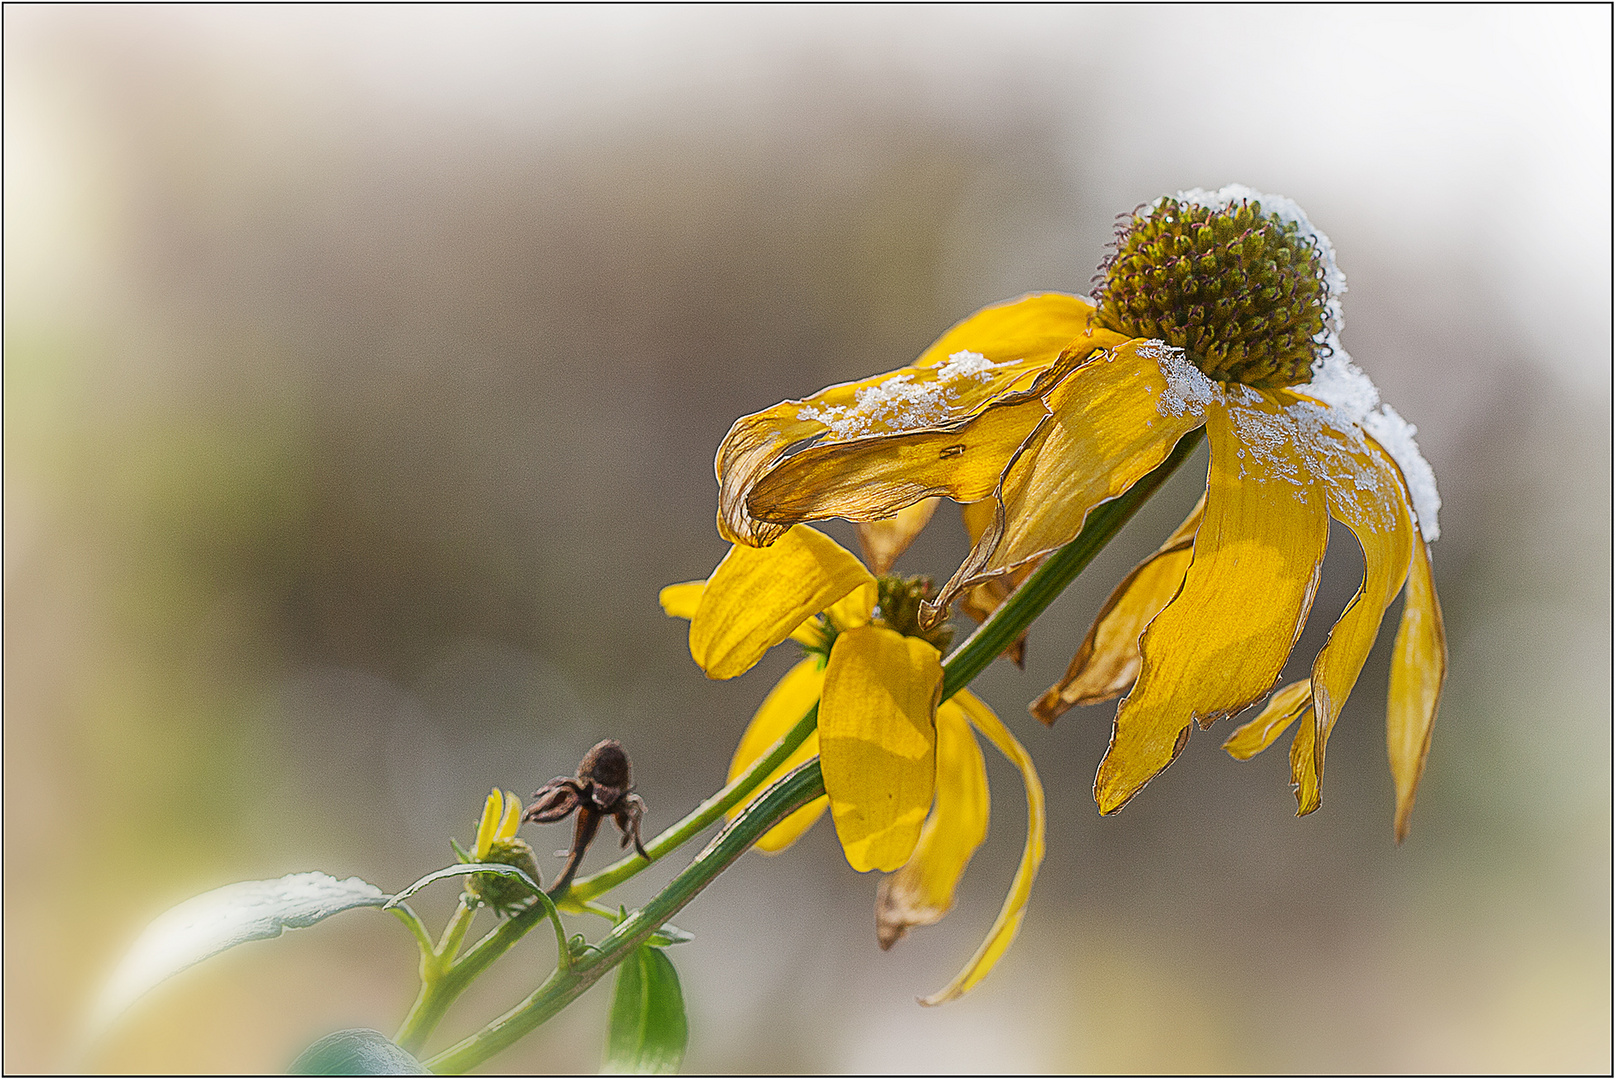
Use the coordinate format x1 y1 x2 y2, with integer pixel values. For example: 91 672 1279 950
6 6 1610 1073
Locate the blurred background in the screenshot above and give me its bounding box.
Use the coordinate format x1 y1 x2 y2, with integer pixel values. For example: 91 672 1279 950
5 6 1610 1073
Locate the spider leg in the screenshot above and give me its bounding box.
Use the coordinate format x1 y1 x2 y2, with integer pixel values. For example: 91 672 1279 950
614 794 649 861
545 806 602 900
525 777 585 823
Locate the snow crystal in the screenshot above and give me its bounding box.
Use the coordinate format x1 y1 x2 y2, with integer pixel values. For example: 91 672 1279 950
1300 351 1440 541
798 350 1013 439
1140 340 1221 419
1363 404 1441 542
935 349 1004 381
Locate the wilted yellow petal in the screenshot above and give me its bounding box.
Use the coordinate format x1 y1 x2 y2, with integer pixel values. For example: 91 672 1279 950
922 689 1045 1005
1387 535 1446 842
875 701 989 949
857 498 942 575
1297 422 1415 813
932 339 1207 617
1095 399 1330 815
1288 701 1322 813
657 580 705 622
820 626 943 873
690 525 875 680
1031 495 1204 723
726 658 829 852
474 788 503 859
1223 680 1312 760
496 790 523 842
716 293 1128 546
745 397 1050 532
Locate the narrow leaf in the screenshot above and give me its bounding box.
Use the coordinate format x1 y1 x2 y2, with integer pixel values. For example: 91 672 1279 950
386 862 542 908
604 946 688 1074
290 1028 430 1075
90 872 386 1038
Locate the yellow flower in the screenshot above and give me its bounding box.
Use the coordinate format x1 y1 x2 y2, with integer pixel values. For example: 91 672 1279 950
710 185 1446 839
462 788 542 914
661 524 1045 1002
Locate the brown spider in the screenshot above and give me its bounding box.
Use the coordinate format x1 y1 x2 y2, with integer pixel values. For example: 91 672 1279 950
525 738 649 899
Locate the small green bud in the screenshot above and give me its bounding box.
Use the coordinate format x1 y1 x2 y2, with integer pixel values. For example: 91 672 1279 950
466 837 542 917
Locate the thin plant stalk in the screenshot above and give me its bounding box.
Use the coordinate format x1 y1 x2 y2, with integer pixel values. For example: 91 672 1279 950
418 428 1203 1071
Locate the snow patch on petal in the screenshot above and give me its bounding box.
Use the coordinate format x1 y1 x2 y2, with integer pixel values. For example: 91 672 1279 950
1140 340 1221 419
798 351 1015 439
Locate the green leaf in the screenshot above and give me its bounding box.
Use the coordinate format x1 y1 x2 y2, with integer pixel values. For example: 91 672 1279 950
387 862 542 908
89 872 387 1039
290 1028 430 1075
644 923 694 948
604 945 688 1074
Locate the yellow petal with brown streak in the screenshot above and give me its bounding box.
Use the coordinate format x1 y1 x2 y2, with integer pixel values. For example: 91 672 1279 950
1094 398 1329 815
820 626 943 873
715 293 1126 546
745 397 1051 534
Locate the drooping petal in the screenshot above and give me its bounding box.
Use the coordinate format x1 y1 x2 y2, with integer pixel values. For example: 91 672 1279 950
474 788 503 859
857 498 941 575
496 790 523 842
716 293 1128 546
745 397 1051 534
1223 680 1312 760
725 658 829 852
921 689 1045 1006
1288 702 1323 813
1387 535 1446 842
1296 418 1415 813
819 626 943 873
1031 495 1204 723
929 339 1209 619
657 581 705 621
690 525 875 680
874 700 989 949
1095 398 1330 815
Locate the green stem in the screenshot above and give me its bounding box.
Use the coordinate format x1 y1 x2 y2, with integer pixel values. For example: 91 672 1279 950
395 899 480 1054
421 427 1204 1072
425 760 828 1074
389 903 436 959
